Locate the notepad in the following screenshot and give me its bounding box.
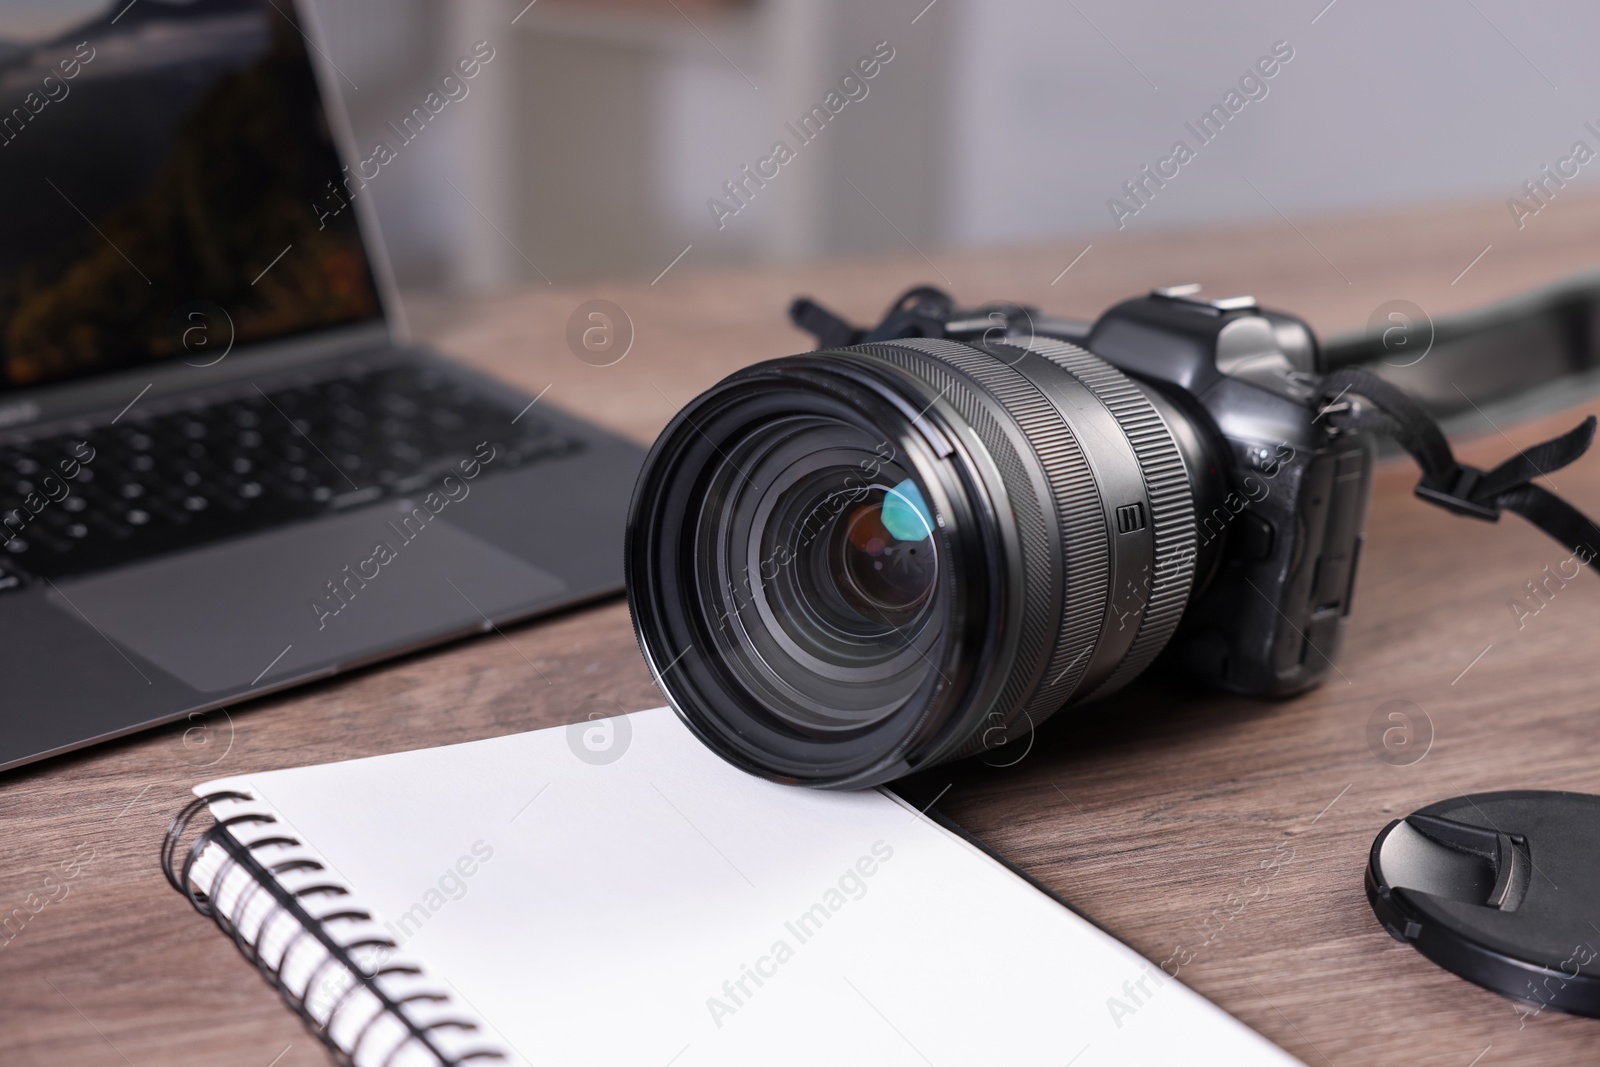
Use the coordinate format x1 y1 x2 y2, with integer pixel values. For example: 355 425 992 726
169 707 1300 1066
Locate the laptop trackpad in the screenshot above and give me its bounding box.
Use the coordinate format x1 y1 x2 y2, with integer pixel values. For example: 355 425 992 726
51 501 567 694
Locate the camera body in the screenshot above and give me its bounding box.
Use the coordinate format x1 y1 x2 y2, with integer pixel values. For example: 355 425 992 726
889 283 1375 698
1077 285 1372 697
630 282 1385 788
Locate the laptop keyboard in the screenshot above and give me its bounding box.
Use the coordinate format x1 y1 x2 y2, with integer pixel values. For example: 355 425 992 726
0 362 583 585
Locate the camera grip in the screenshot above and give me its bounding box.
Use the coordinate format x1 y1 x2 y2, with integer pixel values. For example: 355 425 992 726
1167 436 1373 697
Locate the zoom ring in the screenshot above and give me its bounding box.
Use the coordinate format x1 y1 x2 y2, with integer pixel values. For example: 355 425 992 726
1020 338 1197 698
860 339 1109 761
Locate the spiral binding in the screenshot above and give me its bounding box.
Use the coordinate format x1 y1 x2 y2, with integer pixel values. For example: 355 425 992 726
162 791 508 1067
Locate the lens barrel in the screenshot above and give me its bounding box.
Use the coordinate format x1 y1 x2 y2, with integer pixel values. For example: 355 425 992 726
626 337 1198 788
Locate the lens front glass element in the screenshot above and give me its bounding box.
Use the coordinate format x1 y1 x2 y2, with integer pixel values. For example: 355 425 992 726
771 476 937 645
699 419 946 735
827 481 937 623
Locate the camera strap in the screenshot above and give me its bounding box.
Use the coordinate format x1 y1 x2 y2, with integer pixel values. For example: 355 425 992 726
1321 367 1600 569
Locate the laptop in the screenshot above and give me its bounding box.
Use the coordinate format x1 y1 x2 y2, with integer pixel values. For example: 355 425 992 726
0 0 645 773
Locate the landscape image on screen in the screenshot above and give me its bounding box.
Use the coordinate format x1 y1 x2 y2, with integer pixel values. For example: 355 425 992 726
0 0 382 390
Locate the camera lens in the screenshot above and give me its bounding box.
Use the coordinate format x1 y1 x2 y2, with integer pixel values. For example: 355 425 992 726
627 336 1205 788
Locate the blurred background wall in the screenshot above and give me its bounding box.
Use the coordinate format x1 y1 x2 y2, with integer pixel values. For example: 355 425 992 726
308 0 1600 292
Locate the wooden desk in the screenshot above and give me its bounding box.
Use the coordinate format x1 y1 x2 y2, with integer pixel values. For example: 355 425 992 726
5 192 1600 1066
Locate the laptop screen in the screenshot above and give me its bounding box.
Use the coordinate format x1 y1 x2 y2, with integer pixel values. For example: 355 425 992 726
0 0 384 393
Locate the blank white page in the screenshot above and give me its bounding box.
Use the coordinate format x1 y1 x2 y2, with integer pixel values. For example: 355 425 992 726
200 708 1300 1066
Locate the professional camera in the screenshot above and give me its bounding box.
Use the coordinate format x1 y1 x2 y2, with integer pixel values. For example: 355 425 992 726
626 284 1600 789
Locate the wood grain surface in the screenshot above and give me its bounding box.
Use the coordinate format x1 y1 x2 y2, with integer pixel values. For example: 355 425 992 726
4 190 1600 1067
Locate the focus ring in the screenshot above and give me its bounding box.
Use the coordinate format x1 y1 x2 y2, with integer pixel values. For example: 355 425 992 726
860 338 1112 759
1020 339 1197 698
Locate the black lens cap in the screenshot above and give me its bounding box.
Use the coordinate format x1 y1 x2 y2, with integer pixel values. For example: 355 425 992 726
1367 790 1600 1017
